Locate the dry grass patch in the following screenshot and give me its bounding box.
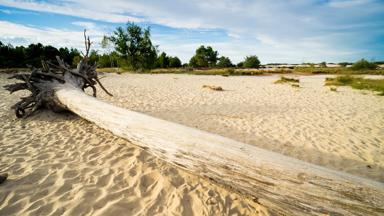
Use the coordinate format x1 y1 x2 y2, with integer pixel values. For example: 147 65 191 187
325 75 384 95
274 76 300 84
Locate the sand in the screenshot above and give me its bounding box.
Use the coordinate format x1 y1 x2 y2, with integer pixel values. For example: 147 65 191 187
0 74 267 216
94 73 384 182
1 72 383 215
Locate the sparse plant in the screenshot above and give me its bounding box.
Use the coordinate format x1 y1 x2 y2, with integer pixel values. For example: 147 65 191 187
325 75 384 95
274 76 299 84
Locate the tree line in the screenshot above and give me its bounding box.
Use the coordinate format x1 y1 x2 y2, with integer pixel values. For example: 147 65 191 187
0 22 260 69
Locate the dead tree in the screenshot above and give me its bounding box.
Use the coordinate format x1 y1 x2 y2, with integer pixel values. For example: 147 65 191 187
4 30 112 118
3 33 384 215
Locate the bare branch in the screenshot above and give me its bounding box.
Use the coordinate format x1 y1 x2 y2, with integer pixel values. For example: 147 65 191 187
3 33 112 118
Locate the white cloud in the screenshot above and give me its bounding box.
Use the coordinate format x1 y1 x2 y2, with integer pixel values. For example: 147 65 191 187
0 21 105 53
0 0 142 23
0 0 383 63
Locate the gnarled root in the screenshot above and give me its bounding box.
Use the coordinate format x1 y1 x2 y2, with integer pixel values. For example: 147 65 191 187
3 30 112 118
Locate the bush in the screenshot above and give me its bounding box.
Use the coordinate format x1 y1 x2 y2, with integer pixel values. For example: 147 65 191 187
217 56 233 68
169 56 182 68
189 45 218 67
335 75 353 84
243 55 260 68
274 76 299 84
351 59 377 70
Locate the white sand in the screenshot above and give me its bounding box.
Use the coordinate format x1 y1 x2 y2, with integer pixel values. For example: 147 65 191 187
0 74 267 216
95 73 384 182
1 72 383 215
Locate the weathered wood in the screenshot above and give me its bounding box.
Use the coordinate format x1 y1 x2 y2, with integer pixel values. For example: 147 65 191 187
54 84 384 216
3 33 384 215
3 30 112 118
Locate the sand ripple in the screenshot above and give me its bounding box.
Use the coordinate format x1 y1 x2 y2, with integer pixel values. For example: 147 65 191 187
96 74 384 182
0 74 267 216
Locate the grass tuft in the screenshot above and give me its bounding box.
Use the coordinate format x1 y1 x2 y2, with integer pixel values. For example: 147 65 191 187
274 76 300 84
325 75 384 95
293 67 384 75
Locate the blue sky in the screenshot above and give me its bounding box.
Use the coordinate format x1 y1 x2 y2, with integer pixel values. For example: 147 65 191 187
0 0 383 64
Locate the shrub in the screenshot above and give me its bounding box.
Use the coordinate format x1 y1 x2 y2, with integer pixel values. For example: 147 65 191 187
217 56 233 68
243 55 260 68
335 75 353 84
351 59 377 70
274 76 299 84
189 45 218 67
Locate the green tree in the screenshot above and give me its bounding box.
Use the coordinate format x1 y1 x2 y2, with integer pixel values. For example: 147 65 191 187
189 56 198 67
97 51 119 68
189 45 218 68
42 45 60 62
169 56 182 68
0 41 82 68
155 52 169 68
237 61 244 68
139 28 157 69
217 56 233 68
25 43 43 66
109 22 157 70
351 59 377 70
88 50 99 65
243 55 260 68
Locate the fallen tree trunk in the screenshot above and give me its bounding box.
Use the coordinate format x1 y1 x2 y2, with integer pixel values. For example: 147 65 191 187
4 35 384 215
54 85 384 216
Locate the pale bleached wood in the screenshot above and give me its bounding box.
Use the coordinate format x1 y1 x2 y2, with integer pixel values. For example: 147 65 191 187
55 84 384 216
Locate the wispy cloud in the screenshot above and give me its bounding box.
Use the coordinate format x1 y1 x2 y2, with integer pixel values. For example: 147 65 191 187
0 0 383 63
0 21 104 53
0 0 142 23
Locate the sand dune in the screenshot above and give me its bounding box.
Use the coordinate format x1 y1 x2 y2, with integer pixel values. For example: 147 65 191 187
94 74 384 182
0 74 267 216
1 73 383 215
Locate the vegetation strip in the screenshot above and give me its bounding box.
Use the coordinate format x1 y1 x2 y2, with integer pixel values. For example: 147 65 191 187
325 75 384 95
